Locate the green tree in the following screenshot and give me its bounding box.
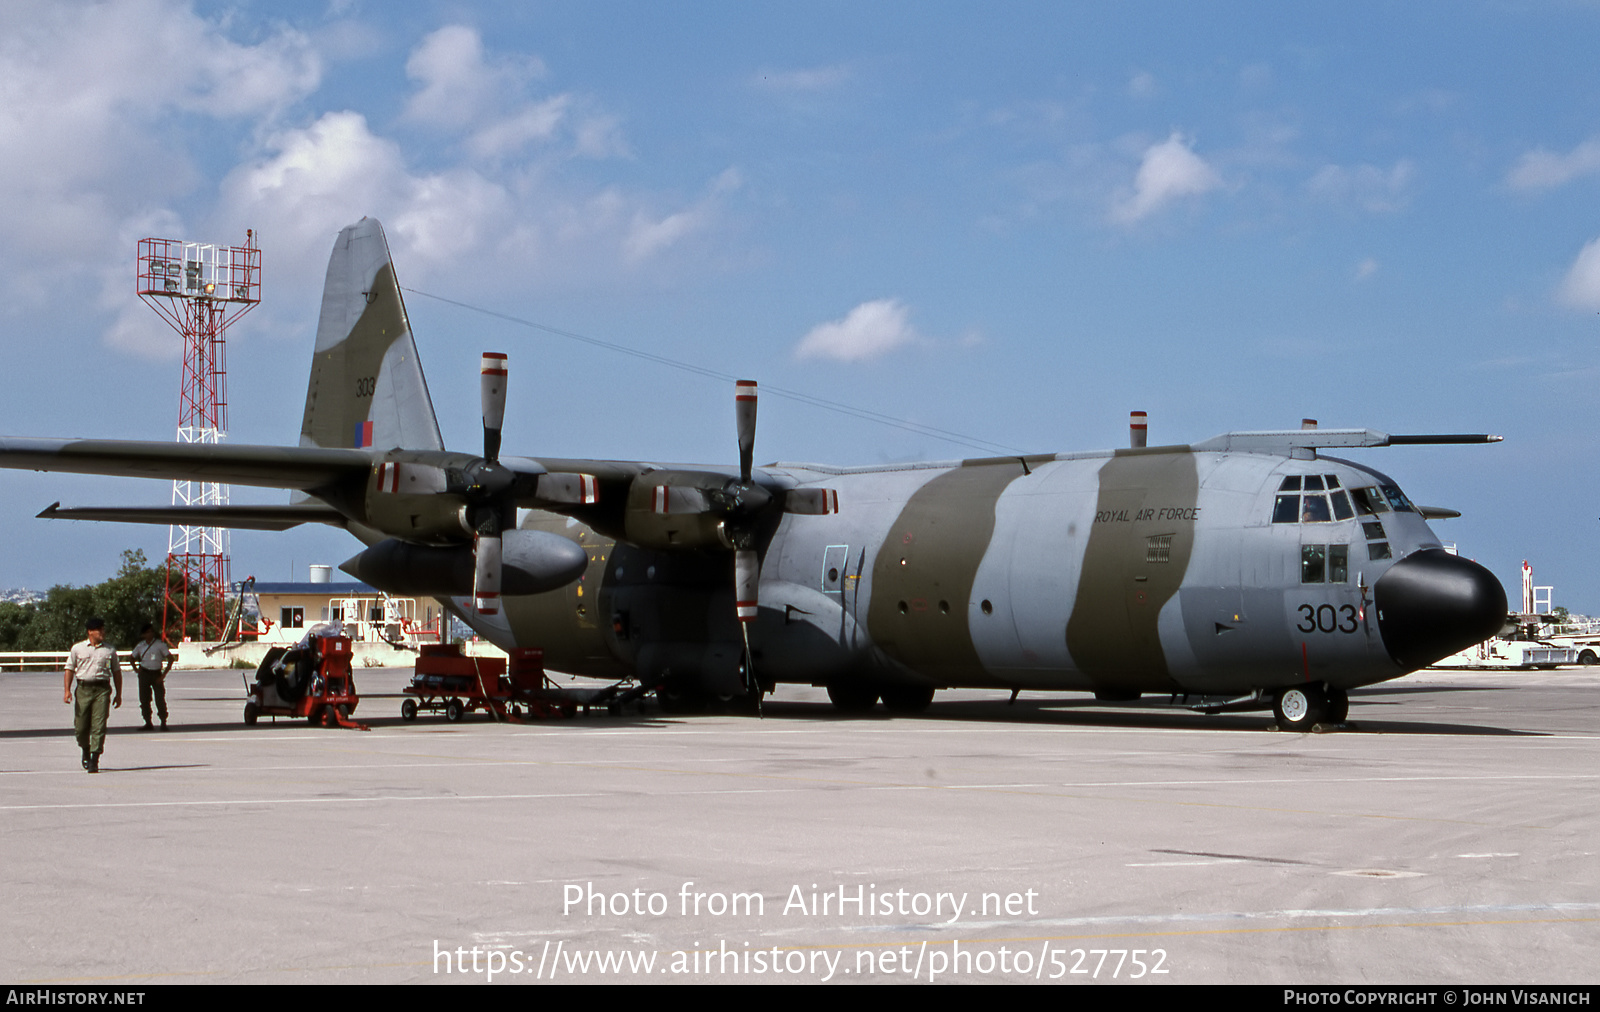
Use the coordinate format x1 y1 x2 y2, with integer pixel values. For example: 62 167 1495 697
0 550 167 651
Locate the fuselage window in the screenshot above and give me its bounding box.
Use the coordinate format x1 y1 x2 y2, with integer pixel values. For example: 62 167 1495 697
1301 544 1351 584
1303 475 1325 492
1368 542 1392 561
1300 495 1332 523
1329 545 1349 583
1301 545 1326 583
1273 495 1299 524
1278 476 1302 492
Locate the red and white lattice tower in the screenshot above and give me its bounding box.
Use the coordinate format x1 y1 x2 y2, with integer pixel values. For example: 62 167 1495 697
137 233 261 642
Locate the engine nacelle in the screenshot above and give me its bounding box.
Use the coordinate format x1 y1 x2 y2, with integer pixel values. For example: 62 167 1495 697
340 530 587 596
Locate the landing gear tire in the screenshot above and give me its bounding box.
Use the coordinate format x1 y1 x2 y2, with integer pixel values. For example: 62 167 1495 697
826 683 879 713
243 701 258 726
401 698 418 721
1323 686 1349 725
445 698 465 722
880 685 936 714
1273 685 1328 731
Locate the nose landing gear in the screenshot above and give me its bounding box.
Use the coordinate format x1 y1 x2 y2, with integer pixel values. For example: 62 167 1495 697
1272 683 1349 731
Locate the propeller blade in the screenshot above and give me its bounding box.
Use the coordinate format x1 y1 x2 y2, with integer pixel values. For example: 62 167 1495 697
735 546 762 715
783 487 838 515
734 547 759 625
481 352 508 463
474 532 502 614
735 379 757 484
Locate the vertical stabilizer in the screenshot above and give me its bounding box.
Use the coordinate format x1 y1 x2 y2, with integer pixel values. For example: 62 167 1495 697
299 219 444 453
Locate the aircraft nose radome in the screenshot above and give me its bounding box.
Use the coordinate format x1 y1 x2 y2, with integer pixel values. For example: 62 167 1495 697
1374 549 1508 669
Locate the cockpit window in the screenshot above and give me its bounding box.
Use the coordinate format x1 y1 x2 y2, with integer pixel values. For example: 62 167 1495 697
1380 485 1415 513
1300 495 1332 523
1330 490 1354 521
1272 474 1354 524
1350 487 1389 515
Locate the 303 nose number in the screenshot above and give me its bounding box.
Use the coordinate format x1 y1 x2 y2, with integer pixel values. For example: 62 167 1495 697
1297 603 1360 634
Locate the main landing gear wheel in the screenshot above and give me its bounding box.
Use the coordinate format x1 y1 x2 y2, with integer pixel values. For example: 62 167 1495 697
444 698 465 722
401 698 418 721
879 685 936 715
1273 685 1328 731
826 683 879 713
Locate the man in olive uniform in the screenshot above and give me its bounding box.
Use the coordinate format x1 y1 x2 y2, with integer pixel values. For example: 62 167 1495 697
130 622 174 729
64 617 122 773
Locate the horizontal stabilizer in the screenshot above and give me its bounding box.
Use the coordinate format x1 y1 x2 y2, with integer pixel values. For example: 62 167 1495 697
38 502 347 531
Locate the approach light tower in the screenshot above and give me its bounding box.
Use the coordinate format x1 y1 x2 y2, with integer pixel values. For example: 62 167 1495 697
136 232 260 642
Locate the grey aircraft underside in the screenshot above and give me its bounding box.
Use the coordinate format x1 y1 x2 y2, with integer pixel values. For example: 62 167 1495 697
0 219 1507 730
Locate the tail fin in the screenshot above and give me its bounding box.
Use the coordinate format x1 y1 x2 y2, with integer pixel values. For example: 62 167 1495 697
299 218 444 453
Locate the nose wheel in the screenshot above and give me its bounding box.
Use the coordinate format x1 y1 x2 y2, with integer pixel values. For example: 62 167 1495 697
1272 684 1348 730
1273 685 1326 730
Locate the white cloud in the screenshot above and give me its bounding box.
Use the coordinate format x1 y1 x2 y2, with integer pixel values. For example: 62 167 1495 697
404 25 543 127
795 299 919 363
1110 133 1221 224
1127 71 1159 100
1307 160 1414 213
1355 257 1379 281
0 0 318 268
1558 238 1600 311
402 25 628 166
1506 139 1600 191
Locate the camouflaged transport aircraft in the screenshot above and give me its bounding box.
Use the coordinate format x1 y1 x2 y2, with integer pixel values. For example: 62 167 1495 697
0 219 1508 730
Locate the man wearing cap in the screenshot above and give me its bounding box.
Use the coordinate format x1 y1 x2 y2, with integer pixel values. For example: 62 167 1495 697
130 622 174 730
64 617 122 773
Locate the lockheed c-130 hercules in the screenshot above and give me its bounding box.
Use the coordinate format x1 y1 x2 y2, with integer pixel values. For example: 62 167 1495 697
0 218 1508 730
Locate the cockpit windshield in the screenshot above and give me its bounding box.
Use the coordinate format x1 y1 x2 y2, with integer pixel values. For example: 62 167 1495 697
1271 474 1359 524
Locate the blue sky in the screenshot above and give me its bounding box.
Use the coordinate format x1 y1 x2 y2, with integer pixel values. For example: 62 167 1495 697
1 1 1597 611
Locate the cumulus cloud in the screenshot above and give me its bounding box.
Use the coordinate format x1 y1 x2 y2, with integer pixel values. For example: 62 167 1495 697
0 0 318 268
1558 237 1600 311
1506 139 1600 191
795 299 919 363
1110 133 1222 224
1307 160 1414 212
403 25 623 163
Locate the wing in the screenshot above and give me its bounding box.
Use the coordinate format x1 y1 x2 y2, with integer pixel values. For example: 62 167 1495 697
0 438 372 489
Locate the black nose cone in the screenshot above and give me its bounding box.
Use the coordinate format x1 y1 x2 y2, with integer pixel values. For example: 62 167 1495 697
1374 549 1508 669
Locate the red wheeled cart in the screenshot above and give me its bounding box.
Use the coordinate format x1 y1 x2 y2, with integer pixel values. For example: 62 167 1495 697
401 644 580 721
243 635 367 729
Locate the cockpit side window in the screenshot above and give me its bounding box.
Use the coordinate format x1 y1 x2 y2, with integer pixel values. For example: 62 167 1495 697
1380 485 1415 513
1273 495 1299 524
1351 487 1390 515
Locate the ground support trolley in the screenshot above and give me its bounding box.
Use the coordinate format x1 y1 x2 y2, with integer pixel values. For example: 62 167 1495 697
243 635 368 729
